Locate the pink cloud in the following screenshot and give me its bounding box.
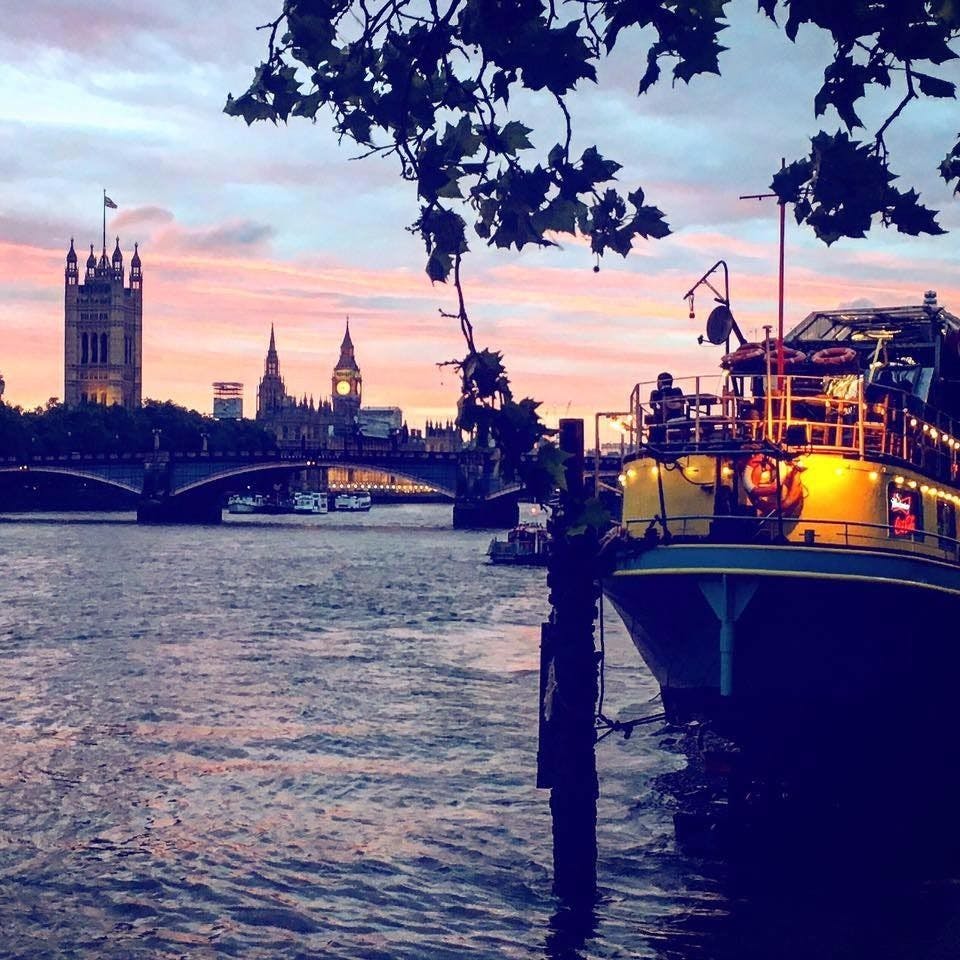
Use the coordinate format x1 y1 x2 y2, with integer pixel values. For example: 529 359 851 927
5 230 960 429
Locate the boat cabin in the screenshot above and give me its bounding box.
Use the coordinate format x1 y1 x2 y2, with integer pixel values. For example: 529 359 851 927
619 293 960 562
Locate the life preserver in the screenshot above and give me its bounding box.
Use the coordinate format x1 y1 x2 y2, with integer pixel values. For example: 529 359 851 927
742 454 804 514
767 346 807 368
811 346 858 368
721 343 765 370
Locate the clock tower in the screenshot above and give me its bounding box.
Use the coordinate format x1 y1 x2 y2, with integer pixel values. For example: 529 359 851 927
332 320 361 434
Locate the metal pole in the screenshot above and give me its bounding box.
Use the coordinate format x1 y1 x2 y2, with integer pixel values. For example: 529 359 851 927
763 324 774 440
777 159 786 386
593 413 600 498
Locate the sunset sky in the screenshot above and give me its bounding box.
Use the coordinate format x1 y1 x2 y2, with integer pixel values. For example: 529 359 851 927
2 1 959 434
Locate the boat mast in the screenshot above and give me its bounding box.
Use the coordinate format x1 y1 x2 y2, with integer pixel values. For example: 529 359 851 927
740 159 788 385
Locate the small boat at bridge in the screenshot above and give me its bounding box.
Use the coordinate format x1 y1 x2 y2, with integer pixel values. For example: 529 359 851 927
227 494 265 514
333 491 372 511
293 491 329 514
487 523 550 565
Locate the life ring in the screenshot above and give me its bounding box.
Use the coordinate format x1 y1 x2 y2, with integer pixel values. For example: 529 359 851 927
811 346 858 368
721 343 765 370
767 345 807 368
742 454 804 514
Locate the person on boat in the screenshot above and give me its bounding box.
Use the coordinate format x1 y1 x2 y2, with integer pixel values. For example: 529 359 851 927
648 372 686 442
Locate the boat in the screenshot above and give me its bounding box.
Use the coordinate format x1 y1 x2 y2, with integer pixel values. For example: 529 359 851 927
227 493 265 514
603 290 960 776
333 490 372 511
256 495 296 514
293 491 329 514
487 523 550 565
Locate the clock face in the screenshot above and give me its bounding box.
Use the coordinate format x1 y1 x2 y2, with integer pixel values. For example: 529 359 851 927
335 380 351 396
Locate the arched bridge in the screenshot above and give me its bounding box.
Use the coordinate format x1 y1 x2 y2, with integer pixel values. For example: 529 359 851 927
0 447 622 526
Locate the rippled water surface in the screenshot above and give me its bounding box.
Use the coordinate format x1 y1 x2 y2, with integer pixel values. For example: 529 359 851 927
2 505 960 959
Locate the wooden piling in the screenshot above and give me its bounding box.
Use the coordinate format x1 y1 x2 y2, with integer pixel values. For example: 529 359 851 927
541 418 599 902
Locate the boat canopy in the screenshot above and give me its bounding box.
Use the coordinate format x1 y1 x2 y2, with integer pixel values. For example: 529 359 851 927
787 301 960 351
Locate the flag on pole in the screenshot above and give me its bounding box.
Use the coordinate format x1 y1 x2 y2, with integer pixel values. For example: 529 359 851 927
104 196 118 209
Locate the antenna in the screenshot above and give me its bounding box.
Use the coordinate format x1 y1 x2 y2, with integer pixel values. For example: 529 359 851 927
740 158 788 383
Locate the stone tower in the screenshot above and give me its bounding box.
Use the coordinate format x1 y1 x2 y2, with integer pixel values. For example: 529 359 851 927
331 320 361 434
256 324 286 417
64 237 142 408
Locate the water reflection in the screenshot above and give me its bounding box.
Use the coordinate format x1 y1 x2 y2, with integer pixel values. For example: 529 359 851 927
1 508 960 957
638 766 960 960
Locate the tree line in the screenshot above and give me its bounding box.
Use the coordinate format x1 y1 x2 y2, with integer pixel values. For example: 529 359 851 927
0 400 277 458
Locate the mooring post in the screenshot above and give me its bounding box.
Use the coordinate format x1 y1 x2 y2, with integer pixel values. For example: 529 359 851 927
541 417 599 902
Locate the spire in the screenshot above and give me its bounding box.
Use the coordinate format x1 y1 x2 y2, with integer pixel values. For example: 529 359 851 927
336 318 359 371
66 238 77 263
86 244 96 269
131 242 141 268
265 324 279 377
112 236 122 264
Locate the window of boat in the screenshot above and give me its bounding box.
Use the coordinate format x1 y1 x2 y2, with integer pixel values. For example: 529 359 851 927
888 483 923 541
937 499 957 551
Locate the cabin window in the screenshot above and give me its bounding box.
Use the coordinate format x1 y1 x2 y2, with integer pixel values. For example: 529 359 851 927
937 500 957 550
888 483 923 540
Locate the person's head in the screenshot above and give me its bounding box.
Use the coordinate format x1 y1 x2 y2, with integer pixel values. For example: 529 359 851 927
656 372 673 389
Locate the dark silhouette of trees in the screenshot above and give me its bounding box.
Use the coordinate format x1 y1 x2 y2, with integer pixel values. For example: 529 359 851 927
0 401 278 457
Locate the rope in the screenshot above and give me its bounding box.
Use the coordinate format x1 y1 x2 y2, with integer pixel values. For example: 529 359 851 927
595 582 667 742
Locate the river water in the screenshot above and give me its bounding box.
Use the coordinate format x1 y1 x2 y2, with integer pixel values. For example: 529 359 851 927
1 504 959 958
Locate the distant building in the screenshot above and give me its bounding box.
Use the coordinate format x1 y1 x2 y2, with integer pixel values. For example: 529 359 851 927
424 419 462 453
255 324 337 449
331 322 362 434
255 320 462 454
64 237 142 408
213 382 244 420
358 406 402 439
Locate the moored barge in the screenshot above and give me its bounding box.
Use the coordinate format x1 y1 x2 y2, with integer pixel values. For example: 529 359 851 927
605 293 960 771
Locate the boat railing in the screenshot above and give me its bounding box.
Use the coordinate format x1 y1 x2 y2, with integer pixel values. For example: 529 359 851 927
625 373 960 482
622 513 960 563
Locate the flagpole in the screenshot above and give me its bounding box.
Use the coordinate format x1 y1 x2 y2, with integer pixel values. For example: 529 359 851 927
102 188 106 254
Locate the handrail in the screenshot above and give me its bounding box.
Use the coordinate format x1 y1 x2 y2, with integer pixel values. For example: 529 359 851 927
626 371 960 485
621 512 960 561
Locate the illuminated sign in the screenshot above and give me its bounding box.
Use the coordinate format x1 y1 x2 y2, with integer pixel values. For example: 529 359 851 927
889 484 921 538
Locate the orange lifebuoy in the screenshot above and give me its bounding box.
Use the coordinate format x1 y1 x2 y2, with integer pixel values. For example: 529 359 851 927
742 454 804 514
721 343 765 370
767 346 807 368
811 346 858 368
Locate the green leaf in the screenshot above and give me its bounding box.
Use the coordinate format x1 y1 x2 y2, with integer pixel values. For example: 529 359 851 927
500 121 534 152
915 72 956 99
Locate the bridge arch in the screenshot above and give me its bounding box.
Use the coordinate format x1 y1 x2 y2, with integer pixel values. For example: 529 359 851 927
172 458 458 500
0 464 142 496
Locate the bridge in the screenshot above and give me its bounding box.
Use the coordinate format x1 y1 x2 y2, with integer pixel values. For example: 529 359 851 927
0 447 622 526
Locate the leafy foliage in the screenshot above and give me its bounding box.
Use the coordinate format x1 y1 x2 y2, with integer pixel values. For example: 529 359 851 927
228 0 958 264
228 0 959 497
0 401 278 458
448 347 550 482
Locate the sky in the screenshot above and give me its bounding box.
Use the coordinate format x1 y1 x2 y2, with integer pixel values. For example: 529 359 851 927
2 1 959 437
